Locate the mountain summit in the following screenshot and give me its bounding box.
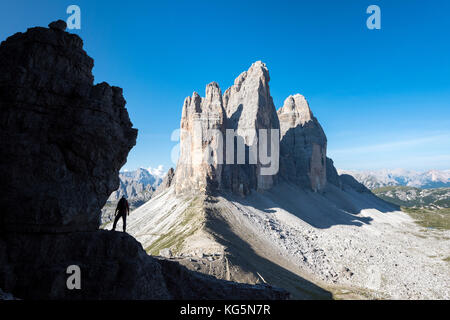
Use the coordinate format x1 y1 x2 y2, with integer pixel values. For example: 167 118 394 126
173 61 336 196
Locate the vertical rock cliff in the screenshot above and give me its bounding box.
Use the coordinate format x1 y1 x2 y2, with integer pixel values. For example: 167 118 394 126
278 94 327 192
174 82 225 194
174 61 280 196
0 20 137 232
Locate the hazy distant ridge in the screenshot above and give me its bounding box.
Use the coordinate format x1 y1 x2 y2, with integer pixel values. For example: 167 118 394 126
338 169 450 189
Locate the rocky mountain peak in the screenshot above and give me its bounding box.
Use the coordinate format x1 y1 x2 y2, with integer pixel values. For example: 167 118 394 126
278 94 327 192
0 20 136 232
278 94 313 127
174 80 225 194
174 61 340 195
0 21 287 300
223 60 273 127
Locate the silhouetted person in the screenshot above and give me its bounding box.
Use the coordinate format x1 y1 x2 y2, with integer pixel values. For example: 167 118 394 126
112 195 130 232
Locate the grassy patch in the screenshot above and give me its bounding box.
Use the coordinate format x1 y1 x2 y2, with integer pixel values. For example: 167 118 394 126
401 207 450 230
443 257 450 263
145 196 205 256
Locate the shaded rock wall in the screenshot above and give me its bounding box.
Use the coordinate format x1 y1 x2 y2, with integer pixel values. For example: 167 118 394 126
326 157 342 189
174 62 280 196
153 167 175 197
0 21 137 233
0 231 169 299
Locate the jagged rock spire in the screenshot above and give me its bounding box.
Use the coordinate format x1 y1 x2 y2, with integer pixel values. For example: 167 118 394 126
174 62 334 195
174 82 225 194
278 94 327 192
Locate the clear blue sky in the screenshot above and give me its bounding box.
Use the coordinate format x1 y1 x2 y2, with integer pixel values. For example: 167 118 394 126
1 0 449 172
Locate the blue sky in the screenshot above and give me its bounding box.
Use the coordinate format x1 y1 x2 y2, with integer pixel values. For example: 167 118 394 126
1 0 449 172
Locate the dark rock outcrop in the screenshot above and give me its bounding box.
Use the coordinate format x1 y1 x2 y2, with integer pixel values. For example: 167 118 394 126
221 61 280 193
278 94 327 192
153 168 175 196
101 168 162 224
174 62 280 196
0 231 169 299
0 21 288 300
174 82 225 194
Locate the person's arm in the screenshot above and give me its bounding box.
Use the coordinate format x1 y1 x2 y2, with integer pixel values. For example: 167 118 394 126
126 201 130 216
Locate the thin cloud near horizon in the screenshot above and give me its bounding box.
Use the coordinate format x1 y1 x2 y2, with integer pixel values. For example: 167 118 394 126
328 133 450 155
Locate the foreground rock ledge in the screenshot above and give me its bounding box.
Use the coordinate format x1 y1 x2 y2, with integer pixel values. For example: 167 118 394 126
0 21 288 300
0 231 288 299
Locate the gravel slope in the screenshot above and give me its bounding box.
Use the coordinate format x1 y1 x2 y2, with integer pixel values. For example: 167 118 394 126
105 183 450 299
220 182 450 299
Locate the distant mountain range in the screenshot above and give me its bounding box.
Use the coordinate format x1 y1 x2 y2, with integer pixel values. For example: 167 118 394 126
373 186 450 208
101 168 165 223
338 169 450 189
110 168 164 200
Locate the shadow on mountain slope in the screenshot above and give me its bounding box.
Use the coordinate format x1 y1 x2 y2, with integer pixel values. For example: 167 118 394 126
203 198 333 299
221 181 400 229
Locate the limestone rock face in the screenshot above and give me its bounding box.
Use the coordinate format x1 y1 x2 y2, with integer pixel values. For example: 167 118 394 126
326 157 342 189
340 174 371 193
174 82 225 194
153 168 175 196
278 94 327 192
48 19 67 31
0 231 170 299
174 62 280 195
222 61 280 193
0 22 137 232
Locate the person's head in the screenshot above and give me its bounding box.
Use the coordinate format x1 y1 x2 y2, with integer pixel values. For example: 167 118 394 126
122 195 126 199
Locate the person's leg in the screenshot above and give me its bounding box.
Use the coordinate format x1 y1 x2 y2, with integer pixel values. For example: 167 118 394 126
122 213 127 232
112 214 120 231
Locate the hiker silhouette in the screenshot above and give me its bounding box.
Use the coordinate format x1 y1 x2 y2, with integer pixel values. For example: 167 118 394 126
112 195 130 232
